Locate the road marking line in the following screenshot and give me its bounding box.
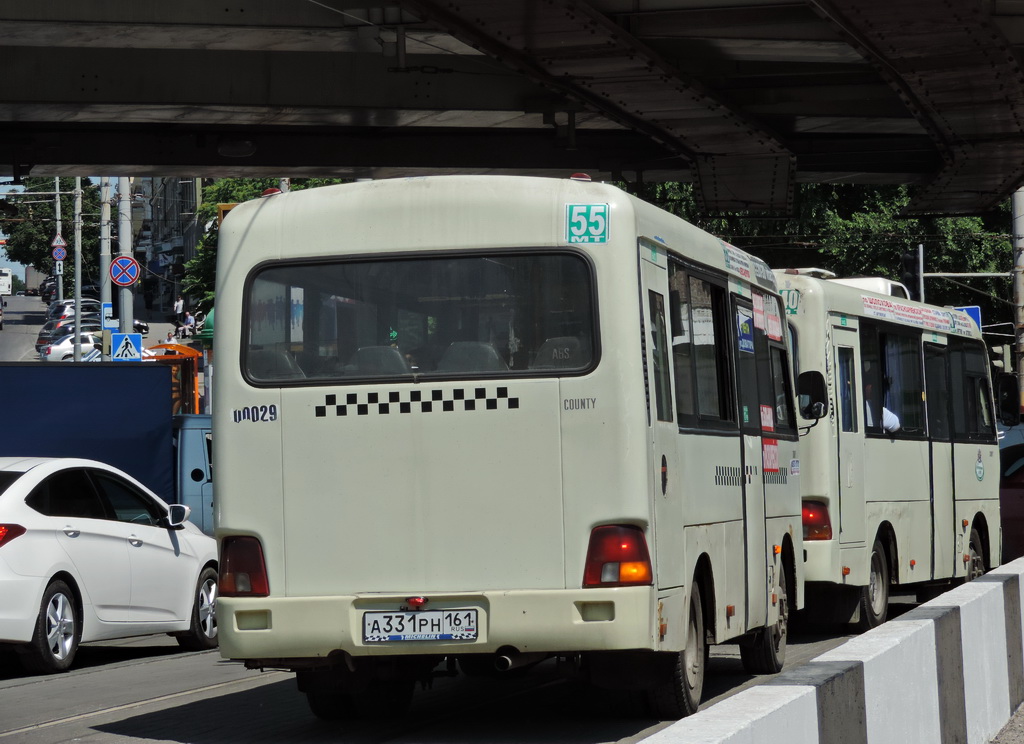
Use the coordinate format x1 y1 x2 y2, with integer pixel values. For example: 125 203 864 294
0 671 287 738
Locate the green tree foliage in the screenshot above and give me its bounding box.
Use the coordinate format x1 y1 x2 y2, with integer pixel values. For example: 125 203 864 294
635 182 1014 332
183 178 349 310
2 177 102 287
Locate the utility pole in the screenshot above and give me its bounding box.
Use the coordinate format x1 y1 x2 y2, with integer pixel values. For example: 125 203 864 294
73 177 82 361
99 177 111 313
54 177 62 303
117 177 132 333
1013 188 1024 401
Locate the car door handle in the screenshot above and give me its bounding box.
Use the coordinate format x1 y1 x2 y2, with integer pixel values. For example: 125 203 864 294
128 535 143 547
63 527 80 538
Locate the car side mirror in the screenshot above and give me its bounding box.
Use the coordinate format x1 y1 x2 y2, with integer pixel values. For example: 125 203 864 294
996 373 1021 428
165 503 192 529
797 370 829 420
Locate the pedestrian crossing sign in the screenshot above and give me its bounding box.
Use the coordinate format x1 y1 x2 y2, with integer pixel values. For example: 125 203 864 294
110 333 142 362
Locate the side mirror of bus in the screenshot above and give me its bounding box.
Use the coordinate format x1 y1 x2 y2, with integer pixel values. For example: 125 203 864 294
996 373 1021 428
797 370 828 420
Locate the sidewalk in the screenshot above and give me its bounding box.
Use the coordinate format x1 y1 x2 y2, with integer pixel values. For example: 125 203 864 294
994 708 1024 743
132 293 193 347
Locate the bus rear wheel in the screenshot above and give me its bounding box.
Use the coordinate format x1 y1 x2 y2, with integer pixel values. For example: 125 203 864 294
644 583 705 719
740 560 788 674
857 538 889 631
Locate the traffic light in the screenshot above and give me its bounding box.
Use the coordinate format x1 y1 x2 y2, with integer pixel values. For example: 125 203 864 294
900 250 921 301
990 344 1014 373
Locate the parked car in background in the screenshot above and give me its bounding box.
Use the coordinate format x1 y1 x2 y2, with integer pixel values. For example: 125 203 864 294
39 332 103 362
0 457 218 673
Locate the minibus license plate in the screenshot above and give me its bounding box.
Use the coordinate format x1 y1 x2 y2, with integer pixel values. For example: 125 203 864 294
363 609 478 643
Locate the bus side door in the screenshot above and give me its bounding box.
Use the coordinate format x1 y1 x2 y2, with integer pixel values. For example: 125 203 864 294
924 341 954 578
733 296 768 628
832 323 867 548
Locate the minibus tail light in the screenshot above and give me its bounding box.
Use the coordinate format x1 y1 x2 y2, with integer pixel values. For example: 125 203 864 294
802 500 833 540
583 525 653 587
220 536 270 597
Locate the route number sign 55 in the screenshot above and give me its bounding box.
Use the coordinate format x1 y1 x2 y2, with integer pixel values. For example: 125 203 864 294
566 203 609 244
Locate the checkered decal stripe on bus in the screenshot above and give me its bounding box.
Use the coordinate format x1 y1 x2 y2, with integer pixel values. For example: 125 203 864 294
314 387 520 417
715 466 744 486
764 468 789 485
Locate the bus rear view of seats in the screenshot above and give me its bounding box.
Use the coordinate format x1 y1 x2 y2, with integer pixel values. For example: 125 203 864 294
213 176 814 720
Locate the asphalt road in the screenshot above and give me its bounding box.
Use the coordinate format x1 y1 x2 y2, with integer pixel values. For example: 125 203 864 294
0 626 865 744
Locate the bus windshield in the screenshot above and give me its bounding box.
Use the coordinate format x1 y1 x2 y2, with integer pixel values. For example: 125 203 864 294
244 251 596 383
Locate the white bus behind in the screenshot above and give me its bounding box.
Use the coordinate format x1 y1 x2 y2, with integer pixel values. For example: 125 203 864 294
214 176 809 720
777 268 1018 628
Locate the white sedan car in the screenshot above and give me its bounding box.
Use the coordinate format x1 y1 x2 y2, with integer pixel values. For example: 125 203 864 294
0 457 218 673
39 332 102 362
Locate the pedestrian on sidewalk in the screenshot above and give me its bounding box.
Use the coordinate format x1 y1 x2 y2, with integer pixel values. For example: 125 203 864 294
173 295 184 325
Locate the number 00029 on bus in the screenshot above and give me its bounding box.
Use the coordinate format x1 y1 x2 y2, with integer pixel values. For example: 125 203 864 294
362 609 478 643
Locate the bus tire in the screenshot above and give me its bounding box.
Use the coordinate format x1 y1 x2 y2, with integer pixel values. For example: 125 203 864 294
645 583 705 719
967 528 985 581
857 538 889 631
740 560 788 674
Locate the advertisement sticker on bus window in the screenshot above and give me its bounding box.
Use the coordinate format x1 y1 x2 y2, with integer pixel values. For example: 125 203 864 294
764 294 783 341
737 308 754 354
566 204 609 244
753 293 766 330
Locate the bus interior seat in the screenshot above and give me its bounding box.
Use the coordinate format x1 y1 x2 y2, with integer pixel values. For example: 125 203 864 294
437 341 509 373
347 346 410 375
530 336 588 369
248 348 306 380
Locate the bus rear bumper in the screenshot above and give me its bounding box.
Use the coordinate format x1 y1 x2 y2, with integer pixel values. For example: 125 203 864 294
218 586 657 662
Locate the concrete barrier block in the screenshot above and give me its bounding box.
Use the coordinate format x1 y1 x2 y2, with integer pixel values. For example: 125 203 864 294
644 683 819 744
816 617 941 744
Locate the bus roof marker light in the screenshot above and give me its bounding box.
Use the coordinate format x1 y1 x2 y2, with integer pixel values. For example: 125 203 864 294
569 173 591 181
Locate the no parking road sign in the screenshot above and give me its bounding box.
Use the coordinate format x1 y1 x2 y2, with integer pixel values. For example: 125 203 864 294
110 256 141 287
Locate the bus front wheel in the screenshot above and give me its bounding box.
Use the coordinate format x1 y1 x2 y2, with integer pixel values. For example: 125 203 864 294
645 583 706 719
857 538 890 631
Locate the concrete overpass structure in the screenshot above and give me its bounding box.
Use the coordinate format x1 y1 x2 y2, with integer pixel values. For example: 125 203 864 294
3 1 1024 215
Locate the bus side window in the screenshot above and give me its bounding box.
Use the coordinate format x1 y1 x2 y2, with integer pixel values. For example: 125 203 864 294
950 341 997 440
690 276 734 426
924 344 951 440
669 262 696 426
837 347 857 432
648 291 674 423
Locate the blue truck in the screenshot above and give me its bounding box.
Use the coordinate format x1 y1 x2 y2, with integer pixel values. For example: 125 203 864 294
0 362 214 535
